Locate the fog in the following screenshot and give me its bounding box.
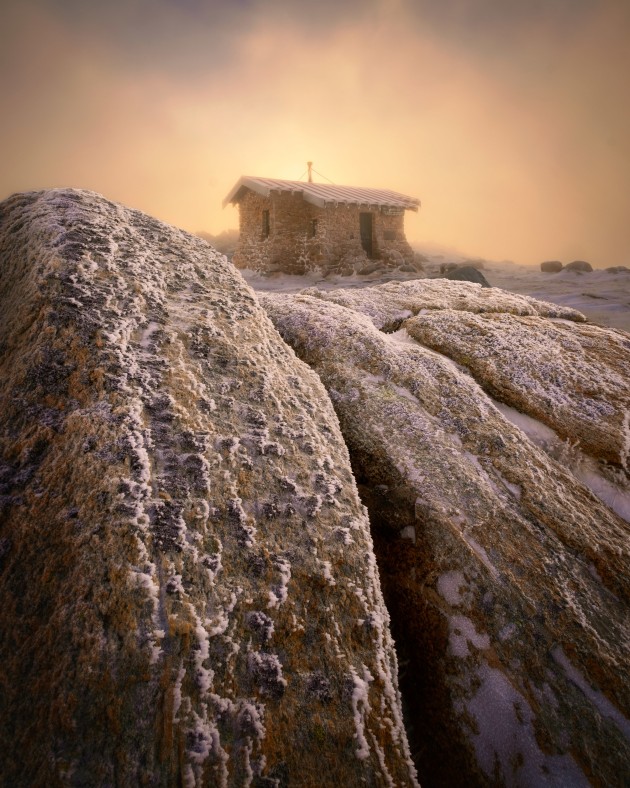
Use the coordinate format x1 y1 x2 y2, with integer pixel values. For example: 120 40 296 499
1 0 628 266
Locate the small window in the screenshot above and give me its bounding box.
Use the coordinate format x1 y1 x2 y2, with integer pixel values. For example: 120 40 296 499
262 210 270 239
384 230 397 241
309 219 318 238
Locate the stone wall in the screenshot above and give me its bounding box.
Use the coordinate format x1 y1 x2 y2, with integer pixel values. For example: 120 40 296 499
373 211 416 268
233 189 416 274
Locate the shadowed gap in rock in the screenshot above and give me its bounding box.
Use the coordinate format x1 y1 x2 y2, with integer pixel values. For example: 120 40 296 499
351 459 485 788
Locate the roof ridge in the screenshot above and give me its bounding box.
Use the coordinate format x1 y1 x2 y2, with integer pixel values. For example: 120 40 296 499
223 176 420 211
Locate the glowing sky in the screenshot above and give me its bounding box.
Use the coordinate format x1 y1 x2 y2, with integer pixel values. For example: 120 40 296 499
2 0 629 265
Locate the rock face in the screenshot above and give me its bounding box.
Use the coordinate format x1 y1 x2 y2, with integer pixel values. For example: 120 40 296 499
0 191 417 786
540 260 563 272
261 284 630 787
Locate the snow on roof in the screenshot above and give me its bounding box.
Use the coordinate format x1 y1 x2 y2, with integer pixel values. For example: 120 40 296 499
223 176 421 211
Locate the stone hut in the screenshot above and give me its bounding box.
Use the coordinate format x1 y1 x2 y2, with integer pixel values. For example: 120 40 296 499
223 176 421 274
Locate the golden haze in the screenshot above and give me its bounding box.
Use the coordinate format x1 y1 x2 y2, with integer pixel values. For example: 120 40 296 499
1 0 629 266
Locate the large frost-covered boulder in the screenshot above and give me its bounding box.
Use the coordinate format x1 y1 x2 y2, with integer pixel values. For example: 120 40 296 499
300 278 585 331
301 279 629 470
261 289 630 787
404 311 630 469
0 190 417 786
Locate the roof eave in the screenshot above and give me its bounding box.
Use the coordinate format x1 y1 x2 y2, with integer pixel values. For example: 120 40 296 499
302 193 327 209
307 196 420 211
222 176 274 208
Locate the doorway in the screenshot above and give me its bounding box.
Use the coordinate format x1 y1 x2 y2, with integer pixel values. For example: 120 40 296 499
360 212 374 258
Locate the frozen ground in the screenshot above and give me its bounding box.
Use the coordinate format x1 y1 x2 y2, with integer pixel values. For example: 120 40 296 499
241 254 630 333
485 261 630 333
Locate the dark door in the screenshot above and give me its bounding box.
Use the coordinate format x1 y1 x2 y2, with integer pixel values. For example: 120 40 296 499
360 212 374 258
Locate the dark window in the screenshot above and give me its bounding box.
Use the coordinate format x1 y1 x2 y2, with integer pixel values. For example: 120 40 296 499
309 219 318 238
384 230 397 241
262 210 270 239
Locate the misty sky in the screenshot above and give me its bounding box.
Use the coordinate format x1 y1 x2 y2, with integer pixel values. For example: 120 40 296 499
1 0 629 266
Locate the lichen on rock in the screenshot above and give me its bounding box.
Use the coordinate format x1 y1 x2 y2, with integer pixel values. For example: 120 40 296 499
0 190 417 786
402 310 630 471
260 287 630 787
297 277 585 332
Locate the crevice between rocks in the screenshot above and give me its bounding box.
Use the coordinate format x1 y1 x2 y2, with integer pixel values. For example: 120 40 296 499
350 458 484 788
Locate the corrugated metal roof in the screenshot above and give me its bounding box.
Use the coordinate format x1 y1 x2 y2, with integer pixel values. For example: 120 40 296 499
222 176 420 211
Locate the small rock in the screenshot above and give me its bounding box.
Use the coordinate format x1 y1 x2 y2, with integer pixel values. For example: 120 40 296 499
443 266 490 287
565 260 593 272
357 262 384 276
540 260 563 273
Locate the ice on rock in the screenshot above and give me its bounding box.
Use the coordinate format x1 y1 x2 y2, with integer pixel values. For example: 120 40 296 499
296 277 586 332
404 309 630 470
0 189 417 787
260 287 630 787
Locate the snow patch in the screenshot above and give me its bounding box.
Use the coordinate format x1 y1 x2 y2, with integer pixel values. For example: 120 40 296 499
492 398 630 522
467 662 588 786
319 560 336 586
448 615 490 658
267 557 291 609
173 665 186 722
400 525 416 544
138 320 161 348
437 570 466 606
462 534 499 578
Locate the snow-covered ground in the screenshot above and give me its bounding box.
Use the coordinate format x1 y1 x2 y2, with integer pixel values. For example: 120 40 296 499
485 261 630 333
241 254 630 333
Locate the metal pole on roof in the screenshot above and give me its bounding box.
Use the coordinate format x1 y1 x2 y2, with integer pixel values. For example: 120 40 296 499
307 162 313 183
